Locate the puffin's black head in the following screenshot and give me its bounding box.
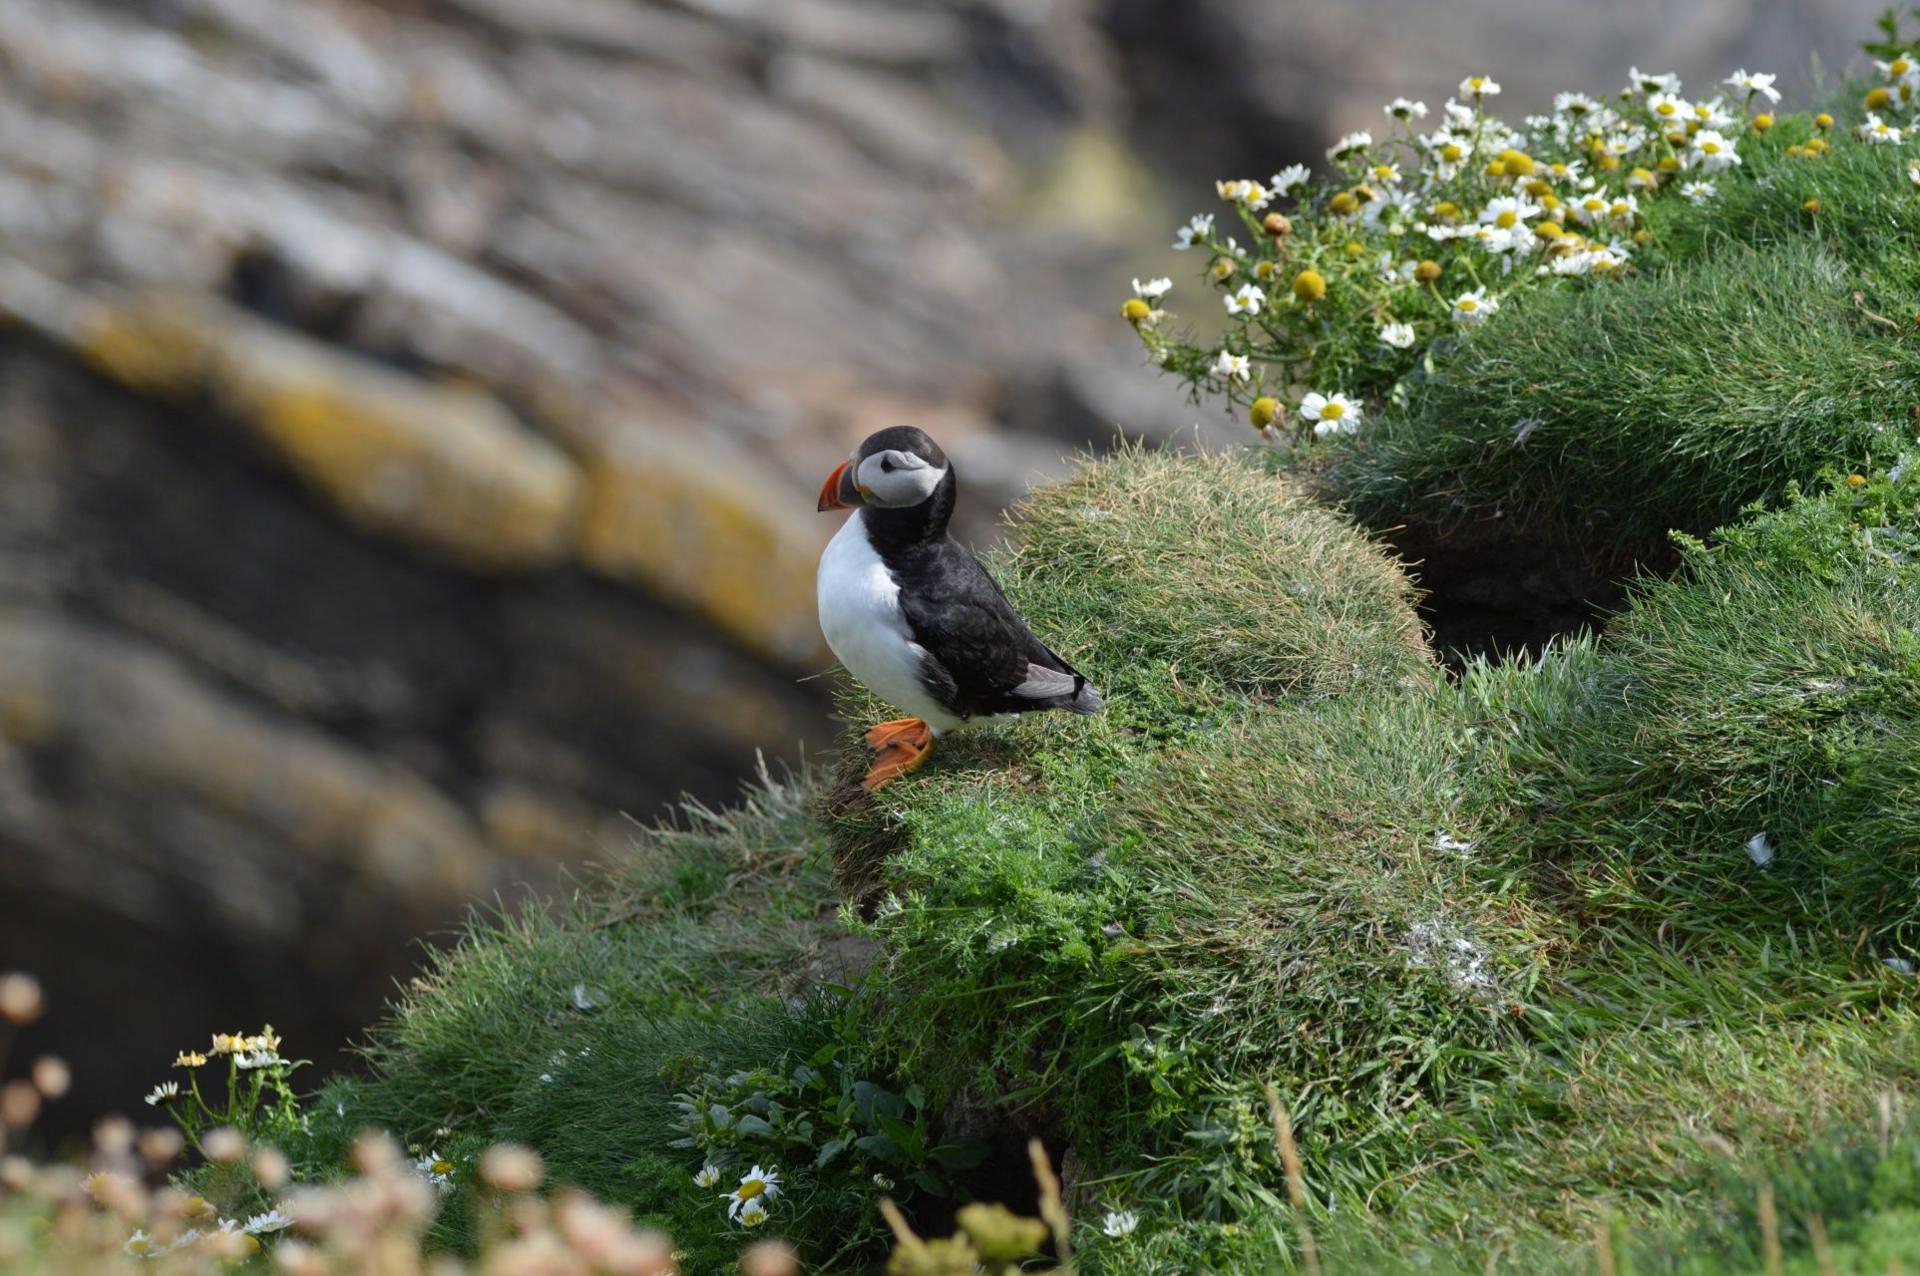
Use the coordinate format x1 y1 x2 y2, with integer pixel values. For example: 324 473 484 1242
816 426 952 512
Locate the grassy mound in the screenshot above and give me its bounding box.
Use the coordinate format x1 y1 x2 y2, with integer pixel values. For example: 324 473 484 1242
307 446 1920 1274
1321 122 1920 563
299 773 880 1269
1323 238 1915 556
837 460 1920 1271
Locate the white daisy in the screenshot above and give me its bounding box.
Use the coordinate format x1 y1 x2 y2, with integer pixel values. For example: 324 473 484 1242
1378 321 1416 349
1269 162 1311 196
1693 97 1738 131
1680 180 1716 204
236 1050 285 1071
1215 178 1271 209
1745 833 1775 866
1554 91 1600 117
1646 93 1690 128
1605 130 1646 158
1723 69 1780 103
1909 163 1920 188
1102 1209 1141 1238
145 1082 179 1106
1132 276 1172 300
1298 391 1360 436
242 1210 293 1235
1223 283 1264 316
1385 97 1428 120
1627 66 1680 96
1459 74 1500 97
1569 191 1610 226
1212 350 1250 382
1327 130 1373 160
738 1199 769 1227
726 1165 781 1221
1689 129 1740 171
693 1164 721 1189
1862 112 1905 145
1451 288 1498 325
1172 213 1214 251
124 1230 158 1258
414 1151 456 1193
1478 196 1540 230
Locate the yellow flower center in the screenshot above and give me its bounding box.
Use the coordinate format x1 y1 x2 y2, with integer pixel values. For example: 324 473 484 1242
1319 402 1345 421
1441 143 1464 162
1868 87 1892 109
1847 473 1868 487
738 1179 767 1202
433 1160 454 1176
1655 102 1676 116
1457 298 1478 312
1815 113 1834 130
1895 58 1912 76
1495 210 1517 228
1701 141 1720 154
1121 298 1150 322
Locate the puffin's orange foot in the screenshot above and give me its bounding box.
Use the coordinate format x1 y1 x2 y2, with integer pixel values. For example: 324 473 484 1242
861 718 934 792
863 718 927 750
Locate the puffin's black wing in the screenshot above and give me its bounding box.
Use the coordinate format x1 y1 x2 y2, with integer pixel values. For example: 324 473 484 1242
896 540 1101 720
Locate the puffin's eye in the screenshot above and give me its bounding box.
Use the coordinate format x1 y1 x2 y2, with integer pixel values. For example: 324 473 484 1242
880 458 895 473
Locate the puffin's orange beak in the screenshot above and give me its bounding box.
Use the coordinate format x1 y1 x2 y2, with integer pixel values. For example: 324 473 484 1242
817 460 862 511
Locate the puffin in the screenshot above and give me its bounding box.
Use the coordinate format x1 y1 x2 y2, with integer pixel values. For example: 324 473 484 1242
815 426 1102 791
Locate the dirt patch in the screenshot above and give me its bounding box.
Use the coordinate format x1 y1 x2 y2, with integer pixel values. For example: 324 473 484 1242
1383 516 1679 663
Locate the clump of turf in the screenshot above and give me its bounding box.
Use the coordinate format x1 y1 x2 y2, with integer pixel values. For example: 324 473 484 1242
303 444 1920 1276
1322 238 1917 556
299 772 866 1270
991 446 1433 703
835 452 1920 1273
1489 471 1920 961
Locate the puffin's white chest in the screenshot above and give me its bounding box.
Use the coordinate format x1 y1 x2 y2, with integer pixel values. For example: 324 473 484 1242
817 513 959 731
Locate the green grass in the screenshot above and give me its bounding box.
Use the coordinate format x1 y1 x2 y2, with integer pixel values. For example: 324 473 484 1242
1320 103 1920 561
297 771 872 1269
837 457 1920 1273
1321 238 1917 557
279 92 1920 1267
301 451 1920 1276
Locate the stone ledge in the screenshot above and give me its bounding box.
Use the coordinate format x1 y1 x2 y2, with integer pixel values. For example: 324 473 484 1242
0 266 587 573
0 610 493 906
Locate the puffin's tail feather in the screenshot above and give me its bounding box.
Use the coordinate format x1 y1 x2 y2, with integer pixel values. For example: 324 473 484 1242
1011 662 1103 714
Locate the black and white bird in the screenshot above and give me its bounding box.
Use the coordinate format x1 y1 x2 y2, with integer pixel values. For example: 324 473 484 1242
816 426 1101 791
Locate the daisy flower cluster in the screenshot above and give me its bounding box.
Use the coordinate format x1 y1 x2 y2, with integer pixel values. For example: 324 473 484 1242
147 1025 307 1156
1122 62 1869 443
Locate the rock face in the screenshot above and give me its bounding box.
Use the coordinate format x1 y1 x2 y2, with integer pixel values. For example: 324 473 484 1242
0 0 1198 1126
0 0 1885 1122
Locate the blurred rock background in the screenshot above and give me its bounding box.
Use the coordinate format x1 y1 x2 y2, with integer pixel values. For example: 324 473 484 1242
0 0 1881 1131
